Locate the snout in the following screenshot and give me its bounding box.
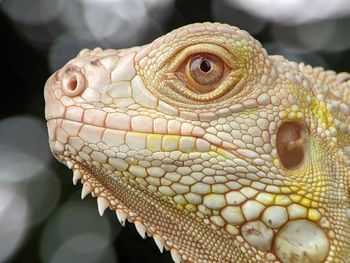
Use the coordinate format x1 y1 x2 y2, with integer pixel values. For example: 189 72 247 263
44 65 88 121
44 72 65 121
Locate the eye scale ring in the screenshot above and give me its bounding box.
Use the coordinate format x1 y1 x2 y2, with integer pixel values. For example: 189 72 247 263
148 43 242 104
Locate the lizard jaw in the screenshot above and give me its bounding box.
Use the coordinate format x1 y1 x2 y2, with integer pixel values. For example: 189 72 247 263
58 149 283 263
66 159 183 262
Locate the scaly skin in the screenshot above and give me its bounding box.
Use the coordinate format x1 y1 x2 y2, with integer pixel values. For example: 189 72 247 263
44 23 350 262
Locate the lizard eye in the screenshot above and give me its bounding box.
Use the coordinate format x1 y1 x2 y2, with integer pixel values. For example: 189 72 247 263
164 44 241 102
187 54 224 92
175 52 231 97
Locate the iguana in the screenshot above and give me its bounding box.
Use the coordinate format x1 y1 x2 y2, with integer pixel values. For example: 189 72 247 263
44 22 350 262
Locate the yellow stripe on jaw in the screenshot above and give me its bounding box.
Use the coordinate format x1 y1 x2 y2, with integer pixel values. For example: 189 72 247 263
146 134 210 153
179 137 196 153
146 134 163 152
162 135 179 151
144 133 213 154
126 132 147 150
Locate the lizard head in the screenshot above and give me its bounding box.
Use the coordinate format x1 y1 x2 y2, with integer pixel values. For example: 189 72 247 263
44 22 350 262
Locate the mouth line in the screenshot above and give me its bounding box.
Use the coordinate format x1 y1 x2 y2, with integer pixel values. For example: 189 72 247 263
48 117 247 162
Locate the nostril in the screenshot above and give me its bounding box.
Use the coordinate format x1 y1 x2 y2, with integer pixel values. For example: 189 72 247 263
67 75 78 91
62 71 85 97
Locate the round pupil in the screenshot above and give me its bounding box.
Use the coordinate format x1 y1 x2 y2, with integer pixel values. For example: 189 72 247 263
200 59 211 73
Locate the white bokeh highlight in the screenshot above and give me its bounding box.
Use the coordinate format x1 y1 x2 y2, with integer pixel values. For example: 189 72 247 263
0 116 61 262
0 186 30 262
226 0 350 24
40 198 119 263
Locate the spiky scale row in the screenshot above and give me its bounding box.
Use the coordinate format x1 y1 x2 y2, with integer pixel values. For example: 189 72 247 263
72 169 177 262
153 234 165 253
72 170 82 185
81 182 91 199
97 197 109 216
135 221 147 239
170 248 182 263
116 209 127 226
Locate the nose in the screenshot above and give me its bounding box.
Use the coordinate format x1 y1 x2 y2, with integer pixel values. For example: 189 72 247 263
61 67 86 97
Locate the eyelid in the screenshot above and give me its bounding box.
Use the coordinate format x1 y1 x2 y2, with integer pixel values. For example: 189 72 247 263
163 43 243 102
167 44 237 72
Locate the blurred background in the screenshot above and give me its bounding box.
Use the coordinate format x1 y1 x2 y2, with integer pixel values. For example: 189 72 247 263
0 0 349 262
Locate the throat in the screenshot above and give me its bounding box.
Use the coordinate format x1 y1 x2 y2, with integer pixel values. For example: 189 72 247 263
74 163 254 262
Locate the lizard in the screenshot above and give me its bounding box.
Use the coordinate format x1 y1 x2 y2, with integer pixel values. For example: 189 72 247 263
44 22 350 263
